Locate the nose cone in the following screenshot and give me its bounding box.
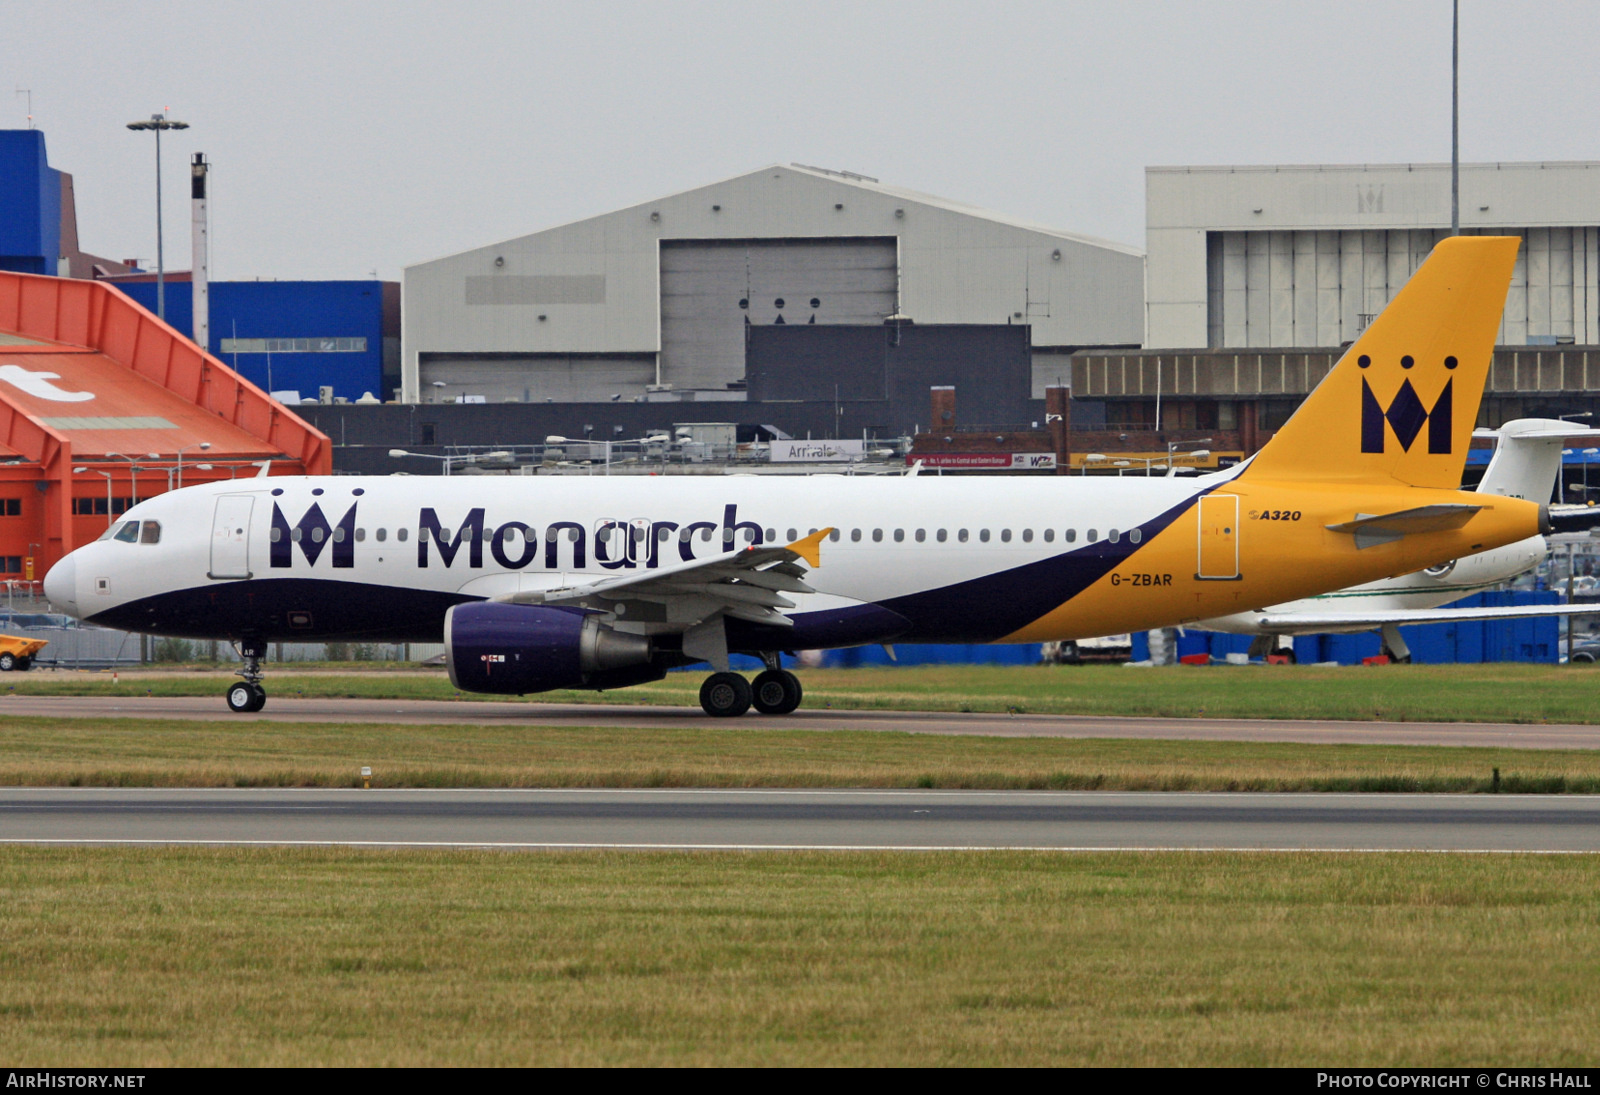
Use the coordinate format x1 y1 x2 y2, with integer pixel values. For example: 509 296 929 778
43 552 79 618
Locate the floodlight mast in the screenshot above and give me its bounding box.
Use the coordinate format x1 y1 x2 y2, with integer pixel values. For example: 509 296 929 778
1451 0 1459 237
126 113 190 321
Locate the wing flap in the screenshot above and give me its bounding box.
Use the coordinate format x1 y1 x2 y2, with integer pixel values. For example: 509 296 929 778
488 528 835 638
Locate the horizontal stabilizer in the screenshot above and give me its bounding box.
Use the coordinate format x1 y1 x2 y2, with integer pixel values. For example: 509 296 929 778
1253 602 1600 634
1325 504 1482 550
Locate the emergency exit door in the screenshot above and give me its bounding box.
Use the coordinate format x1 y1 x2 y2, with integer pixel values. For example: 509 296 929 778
209 495 255 580
1196 494 1241 580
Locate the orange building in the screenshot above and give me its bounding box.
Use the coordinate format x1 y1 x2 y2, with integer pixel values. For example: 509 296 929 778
0 271 330 584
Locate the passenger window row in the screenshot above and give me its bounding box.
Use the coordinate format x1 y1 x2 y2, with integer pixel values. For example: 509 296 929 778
807 527 1141 546
254 522 1144 550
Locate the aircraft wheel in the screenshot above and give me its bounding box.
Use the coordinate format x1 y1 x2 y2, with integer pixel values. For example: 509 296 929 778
0 653 13 672
751 669 803 715
699 672 752 718
227 682 267 713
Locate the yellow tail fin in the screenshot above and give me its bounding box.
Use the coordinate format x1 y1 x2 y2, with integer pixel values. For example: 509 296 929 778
1242 235 1519 488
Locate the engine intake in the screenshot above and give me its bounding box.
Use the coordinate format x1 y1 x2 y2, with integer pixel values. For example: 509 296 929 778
445 602 659 695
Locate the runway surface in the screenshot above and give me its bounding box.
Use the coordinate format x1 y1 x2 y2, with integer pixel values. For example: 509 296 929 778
7 693 1600 749
2 788 1598 851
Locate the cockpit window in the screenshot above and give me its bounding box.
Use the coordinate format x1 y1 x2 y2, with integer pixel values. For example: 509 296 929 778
139 521 161 545
112 521 140 543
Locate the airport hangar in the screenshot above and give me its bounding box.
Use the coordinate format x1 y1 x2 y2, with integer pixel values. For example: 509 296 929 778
401 163 1143 405
318 160 1600 486
308 164 1144 471
1061 161 1600 484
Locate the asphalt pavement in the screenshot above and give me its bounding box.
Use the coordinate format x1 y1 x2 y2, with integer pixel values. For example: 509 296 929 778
2 788 1597 851
7 694 1600 749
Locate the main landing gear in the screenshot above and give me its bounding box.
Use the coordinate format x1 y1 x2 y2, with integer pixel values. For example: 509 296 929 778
226 638 268 713
698 655 804 718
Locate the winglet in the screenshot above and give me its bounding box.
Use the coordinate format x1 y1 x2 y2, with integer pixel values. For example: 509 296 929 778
786 527 833 568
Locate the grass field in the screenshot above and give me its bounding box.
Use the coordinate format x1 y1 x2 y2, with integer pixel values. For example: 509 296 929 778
3 715 1599 792
10 662 1600 723
0 846 1595 1066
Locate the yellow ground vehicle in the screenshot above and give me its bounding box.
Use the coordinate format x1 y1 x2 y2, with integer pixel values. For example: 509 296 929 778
0 635 48 671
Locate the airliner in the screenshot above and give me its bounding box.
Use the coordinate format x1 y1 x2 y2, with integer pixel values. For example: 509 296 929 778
1195 417 1600 660
43 237 1549 715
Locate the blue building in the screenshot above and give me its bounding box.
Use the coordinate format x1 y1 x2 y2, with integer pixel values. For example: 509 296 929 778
0 130 61 275
0 130 137 279
111 279 399 403
0 128 396 403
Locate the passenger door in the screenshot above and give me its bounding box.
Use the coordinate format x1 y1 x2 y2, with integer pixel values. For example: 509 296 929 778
209 495 255 580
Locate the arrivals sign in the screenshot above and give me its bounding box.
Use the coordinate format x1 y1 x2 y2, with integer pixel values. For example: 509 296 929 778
770 440 866 463
910 453 1058 470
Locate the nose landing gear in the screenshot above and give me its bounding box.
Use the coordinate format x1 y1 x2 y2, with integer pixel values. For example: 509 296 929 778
226 638 268 713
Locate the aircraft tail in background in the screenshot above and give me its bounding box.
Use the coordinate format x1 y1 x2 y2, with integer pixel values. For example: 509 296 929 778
1475 418 1600 501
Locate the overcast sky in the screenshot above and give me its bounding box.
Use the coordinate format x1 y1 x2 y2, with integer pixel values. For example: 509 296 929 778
6 1 1598 281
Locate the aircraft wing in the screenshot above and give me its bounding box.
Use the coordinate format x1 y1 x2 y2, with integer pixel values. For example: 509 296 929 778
1253 601 1600 634
489 527 834 629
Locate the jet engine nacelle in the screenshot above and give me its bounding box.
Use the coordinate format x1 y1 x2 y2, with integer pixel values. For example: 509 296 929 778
445 602 661 695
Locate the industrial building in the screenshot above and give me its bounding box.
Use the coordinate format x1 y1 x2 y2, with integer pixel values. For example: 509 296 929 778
300 322 1062 476
0 270 330 582
0 129 137 279
1145 161 1600 350
0 129 399 407
111 277 399 404
1059 161 1600 477
402 163 1144 405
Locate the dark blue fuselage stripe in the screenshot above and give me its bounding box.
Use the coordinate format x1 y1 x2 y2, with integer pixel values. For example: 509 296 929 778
880 492 1203 642
88 492 1208 647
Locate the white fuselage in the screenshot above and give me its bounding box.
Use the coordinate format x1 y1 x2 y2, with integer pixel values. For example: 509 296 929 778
1195 535 1545 635
46 472 1209 645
